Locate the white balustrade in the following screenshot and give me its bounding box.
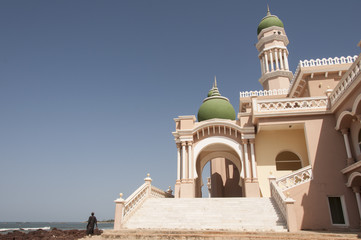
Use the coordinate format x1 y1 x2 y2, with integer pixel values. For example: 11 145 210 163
289 55 358 92
240 88 288 98
255 96 329 113
275 165 313 191
122 178 174 222
330 55 361 105
270 180 287 220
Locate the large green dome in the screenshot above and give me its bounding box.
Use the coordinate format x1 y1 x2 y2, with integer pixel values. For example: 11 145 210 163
257 7 284 35
197 78 236 122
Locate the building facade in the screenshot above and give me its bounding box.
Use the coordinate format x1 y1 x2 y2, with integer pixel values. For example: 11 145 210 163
172 8 361 230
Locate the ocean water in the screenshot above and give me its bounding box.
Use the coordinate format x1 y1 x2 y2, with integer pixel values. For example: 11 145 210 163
0 222 114 234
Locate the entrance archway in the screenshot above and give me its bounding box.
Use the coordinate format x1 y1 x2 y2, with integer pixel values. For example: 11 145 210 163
194 143 243 198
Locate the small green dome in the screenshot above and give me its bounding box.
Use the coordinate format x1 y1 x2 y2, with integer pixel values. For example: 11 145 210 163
197 77 236 122
257 8 284 35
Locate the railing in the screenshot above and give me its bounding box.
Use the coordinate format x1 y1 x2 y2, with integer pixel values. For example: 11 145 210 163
270 180 287 220
123 183 149 219
255 96 329 113
275 165 313 191
330 55 361 106
269 166 313 231
240 88 288 98
300 56 357 67
289 55 357 92
114 174 174 229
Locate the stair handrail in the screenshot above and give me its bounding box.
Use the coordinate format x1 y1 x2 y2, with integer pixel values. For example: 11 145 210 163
275 165 313 191
113 174 174 230
123 182 149 218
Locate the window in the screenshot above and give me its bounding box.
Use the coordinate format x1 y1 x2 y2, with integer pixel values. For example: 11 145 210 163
275 151 302 171
328 196 347 225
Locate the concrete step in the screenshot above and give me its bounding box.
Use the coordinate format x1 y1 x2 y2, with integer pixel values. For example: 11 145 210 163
122 197 287 232
101 229 361 240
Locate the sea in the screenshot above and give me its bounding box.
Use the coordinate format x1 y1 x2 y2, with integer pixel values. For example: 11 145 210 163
0 222 114 234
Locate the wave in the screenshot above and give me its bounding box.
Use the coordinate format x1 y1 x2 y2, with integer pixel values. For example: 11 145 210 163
0 226 51 232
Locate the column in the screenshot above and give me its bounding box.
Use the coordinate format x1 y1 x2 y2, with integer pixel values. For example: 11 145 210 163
283 50 289 70
187 142 193 179
341 129 352 159
176 143 181 180
274 49 279 70
264 52 269 73
260 58 264 75
250 139 257 179
181 142 187 179
269 50 274 71
279 50 284 70
352 187 361 220
262 56 266 74
243 139 250 179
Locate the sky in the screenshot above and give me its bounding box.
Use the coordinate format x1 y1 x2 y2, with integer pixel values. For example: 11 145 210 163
0 0 360 222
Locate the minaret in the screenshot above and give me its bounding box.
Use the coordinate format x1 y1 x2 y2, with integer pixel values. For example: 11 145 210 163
256 6 293 90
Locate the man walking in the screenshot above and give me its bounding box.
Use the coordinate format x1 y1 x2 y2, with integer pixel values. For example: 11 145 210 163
86 212 98 236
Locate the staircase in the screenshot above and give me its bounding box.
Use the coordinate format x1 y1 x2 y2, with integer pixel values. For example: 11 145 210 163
121 197 287 232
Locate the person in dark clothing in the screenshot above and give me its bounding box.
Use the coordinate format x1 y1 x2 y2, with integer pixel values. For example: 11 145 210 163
86 212 98 236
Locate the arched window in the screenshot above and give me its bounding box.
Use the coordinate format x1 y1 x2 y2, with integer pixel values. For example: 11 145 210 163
276 151 302 171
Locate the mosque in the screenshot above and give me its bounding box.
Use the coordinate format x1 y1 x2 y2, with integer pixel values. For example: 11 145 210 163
113 8 361 232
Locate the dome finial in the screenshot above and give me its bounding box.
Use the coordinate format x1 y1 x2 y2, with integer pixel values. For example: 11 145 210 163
267 4 271 16
214 76 217 88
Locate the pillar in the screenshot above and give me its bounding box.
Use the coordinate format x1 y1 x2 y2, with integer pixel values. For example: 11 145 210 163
250 139 257 180
275 49 279 70
181 142 187 179
243 139 250 179
352 186 361 221
279 50 284 70
283 50 289 70
260 58 264 75
114 193 125 230
269 50 274 71
176 143 181 180
187 141 193 179
341 128 354 165
264 52 269 73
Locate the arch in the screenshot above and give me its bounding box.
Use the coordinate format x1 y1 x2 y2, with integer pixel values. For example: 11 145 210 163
198 151 243 181
275 150 302 171
346 172 361 187
193 136 243 179
352 93 361 115
335 110 354 131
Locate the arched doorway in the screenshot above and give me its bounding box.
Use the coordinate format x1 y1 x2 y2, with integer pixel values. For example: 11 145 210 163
194 142 243 198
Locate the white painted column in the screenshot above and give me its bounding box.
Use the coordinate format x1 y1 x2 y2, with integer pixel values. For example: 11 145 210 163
177 143 181 180
274 49 279 70
279 50 284 70
283 50 289 70
269 50 274 71
262 56 266 74
187 142 193 179
260 58 264 75
264 52 269 73
353 187 361 219
250 139 257 179
341 129 352 159
243 139 250 179
181 142 187 179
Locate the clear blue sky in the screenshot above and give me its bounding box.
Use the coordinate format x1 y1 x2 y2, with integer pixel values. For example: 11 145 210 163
0 0 360 222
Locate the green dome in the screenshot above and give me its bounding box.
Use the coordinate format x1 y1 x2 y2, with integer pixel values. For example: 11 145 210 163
197 78 236 122
257 8 284 35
